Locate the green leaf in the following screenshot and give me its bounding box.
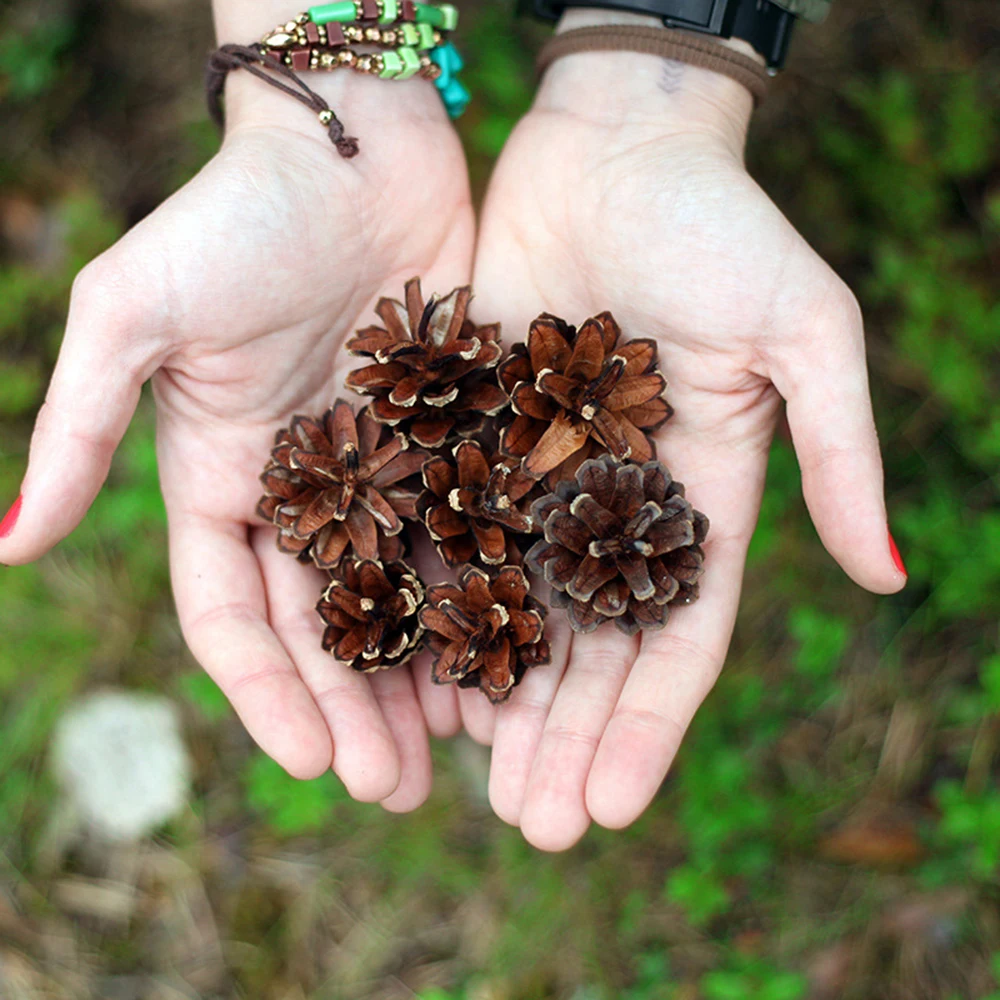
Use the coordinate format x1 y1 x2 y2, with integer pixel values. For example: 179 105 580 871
244 753 348 835
664 864 731 926
179 672 230 722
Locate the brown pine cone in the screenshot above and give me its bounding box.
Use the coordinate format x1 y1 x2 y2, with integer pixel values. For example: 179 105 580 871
317 559 425 671
419 565 551 704
498 312 672 487
416 440 537 568
525 455 708 636
345 277 509 449
256 400 427 570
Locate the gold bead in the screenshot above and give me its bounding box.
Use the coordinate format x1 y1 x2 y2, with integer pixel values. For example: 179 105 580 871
345 25 362 41
320 52 335 67
284 20 298 31
319 109 334 124
382 29 396 44
338 49 357 66
357 55 373 73
364 27 379 41
297 12 309 23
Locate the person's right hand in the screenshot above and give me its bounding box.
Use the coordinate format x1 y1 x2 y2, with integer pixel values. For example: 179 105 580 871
0 63 474 810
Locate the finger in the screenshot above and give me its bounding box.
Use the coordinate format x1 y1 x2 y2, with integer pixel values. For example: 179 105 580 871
412 651 462 739
518 628 640 852
771 287 905 594
251 528 403 803
457 685 499 747
585 534 745 830
369 668 434 813
487 607 573 826
585 412 768 830
0 258 170 565
169 513 332 780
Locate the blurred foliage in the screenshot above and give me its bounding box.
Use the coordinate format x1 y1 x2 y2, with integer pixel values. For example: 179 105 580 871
1 1 999 998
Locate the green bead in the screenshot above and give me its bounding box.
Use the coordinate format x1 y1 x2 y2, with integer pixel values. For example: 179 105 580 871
417 22 435 48
309 1 357 24
379 50 403 78
396 46 421 79
414 3 444 27
379 0 398 23
400 22 419 45
439 3 458 30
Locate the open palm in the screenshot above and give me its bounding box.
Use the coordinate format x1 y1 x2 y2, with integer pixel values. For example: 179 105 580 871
470 68 906 849
0 79 474 811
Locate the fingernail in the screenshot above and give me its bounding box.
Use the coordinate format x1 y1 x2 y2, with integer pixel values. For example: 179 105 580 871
0 494 23 540
888 527 907 576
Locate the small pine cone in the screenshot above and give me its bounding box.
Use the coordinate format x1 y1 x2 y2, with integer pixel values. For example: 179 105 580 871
419 565 551 704
256 400 427 570
416 440 536 568
498 312 673 487
317 559 425 671
345 277 509 449
525 456 708 636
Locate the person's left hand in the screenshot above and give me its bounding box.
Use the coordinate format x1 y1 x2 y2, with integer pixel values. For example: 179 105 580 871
466 32 906 849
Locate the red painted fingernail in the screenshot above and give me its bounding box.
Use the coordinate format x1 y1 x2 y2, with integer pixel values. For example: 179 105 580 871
888 528 906 576
0 494 23 540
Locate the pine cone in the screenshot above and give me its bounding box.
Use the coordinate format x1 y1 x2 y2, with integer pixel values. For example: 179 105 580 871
317 559 425 672
498 312 672 486
416 440 537 568
345 278 509 449
256 400 427 570
419 565 551 704
525 456 708 636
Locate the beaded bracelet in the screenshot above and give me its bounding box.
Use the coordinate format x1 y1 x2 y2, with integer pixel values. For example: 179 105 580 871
260 2 467 115
206 1 468 159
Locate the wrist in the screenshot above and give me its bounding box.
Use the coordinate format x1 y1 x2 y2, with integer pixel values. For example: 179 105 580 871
212 0 452 138
220 70 450 140
536 8 757 152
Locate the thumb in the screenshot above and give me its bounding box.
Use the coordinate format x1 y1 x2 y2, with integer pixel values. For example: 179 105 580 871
0 254 170 565
770 286 906 595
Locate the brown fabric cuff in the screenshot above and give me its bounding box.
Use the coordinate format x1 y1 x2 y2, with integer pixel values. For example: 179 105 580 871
536 25 771 105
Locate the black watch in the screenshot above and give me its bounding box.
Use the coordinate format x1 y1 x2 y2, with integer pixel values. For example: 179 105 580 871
522 0 796 69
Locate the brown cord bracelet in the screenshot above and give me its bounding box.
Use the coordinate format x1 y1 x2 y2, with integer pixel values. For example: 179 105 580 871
207 43 360 157
537 24 772 104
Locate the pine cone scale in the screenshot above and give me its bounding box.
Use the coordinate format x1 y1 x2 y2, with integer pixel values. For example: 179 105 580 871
523 414 592 479
528 319 573 371
563 322 605 381
369 451 427 489
511 383 559 421
605 372 667 410
293 487 351 538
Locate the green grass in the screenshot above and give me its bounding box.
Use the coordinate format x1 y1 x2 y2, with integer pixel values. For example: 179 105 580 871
0 1 998 997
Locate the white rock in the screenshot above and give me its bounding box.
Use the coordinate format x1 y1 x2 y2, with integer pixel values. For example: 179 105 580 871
51 690 191 842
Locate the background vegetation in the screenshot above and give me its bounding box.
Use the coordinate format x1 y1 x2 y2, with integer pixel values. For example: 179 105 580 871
1 1 998 997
